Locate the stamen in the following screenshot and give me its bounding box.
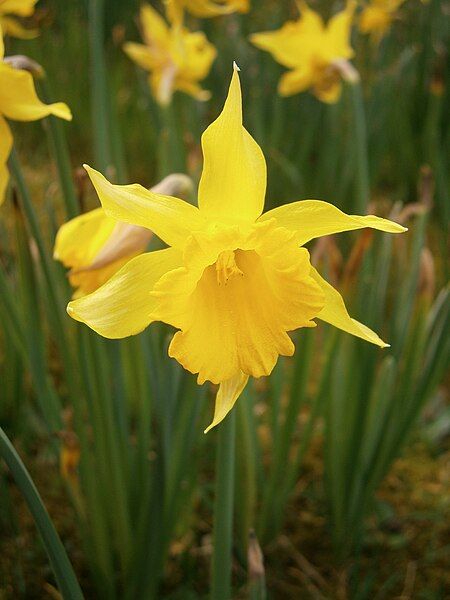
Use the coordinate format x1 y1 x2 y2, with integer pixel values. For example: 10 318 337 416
216 250 244 286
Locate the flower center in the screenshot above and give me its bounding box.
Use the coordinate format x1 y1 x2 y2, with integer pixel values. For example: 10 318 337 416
215 250 244 286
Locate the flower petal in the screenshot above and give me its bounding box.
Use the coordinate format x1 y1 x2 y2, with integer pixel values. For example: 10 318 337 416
259 199 407 245
123 42 155 71
278 66 314 96
0 0 38 17
0 115 12 204
0 63 72 121
311 267 389 347
204 372 249 433
84 165 204 248
198 65 266 223
0 16 38 39
140 3 169 47
67 248 182 338
324 1 355 60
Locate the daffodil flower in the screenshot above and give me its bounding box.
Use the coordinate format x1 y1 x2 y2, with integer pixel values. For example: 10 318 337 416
166 0 249 23
67 66 406 432
0 0 39 39
250 1 355 103
359 0 405 44
0 30 71 204
54 174 192 298
123 4 216 105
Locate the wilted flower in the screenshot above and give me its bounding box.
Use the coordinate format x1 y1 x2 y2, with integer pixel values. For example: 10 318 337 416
0 29 71 204
123 3 216 105
0 0 38 39
67 66 405 431
359 0 405 44
166 0 249 22
250 1 355 103
54 174 192 298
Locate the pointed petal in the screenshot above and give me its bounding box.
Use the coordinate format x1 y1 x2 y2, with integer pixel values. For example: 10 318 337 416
0 24 4 59
0 0 38 17
140 3 169 47
0 115 12 205
198 65 266 223
67 248 182 338
259 199 407 246
0 16 38 39
324 1 355 59
84 165 204 248
311 267 389 347
0 64 71 121
123 42 155 71
204 372 249 433
278 66 313 96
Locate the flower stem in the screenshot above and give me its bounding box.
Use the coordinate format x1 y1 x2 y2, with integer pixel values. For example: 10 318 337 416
0 426 84 600
210 412 236 600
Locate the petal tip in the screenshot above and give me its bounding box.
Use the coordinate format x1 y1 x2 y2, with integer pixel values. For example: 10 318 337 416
233 61 241 72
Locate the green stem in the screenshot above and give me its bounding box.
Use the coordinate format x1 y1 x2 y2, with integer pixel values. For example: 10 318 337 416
346 75 370 213
0 427 84 600
89 0 113 172
210 412 236 600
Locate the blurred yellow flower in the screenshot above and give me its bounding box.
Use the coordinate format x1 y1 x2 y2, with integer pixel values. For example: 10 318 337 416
250 1 355 103
166 0 249 22
67 66 406 431
359 0 405 43
0 0 39 39
0 30 71 204
54 174 192 298
123 3 216 105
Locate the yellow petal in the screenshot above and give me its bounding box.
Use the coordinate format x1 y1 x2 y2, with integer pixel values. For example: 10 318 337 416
198 65 266 223
0 0 38 17
67 248 182 338
311 267 389 347
54 208 117 269
84 165 204 248
324 1 355 60
278 66 313 96
250 23 312 70
140 3 169 48
0 63 72 122
313 77 342 104
0 115 12 205
123 42 156 71
0 16 38 39
259 199 407 246
156 224 324 384
204 372 249 433
0 24 4 59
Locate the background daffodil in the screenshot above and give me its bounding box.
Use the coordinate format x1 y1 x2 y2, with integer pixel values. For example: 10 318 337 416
54 173 193 298
250 1 355 103
123 3 217 105
0 0 39 39
67 66 406 432
0 30 71 204
166 0 249 22
359 0 405 44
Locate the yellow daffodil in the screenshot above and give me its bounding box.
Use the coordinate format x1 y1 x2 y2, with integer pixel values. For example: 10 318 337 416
54 174 193 298
359 0 405 44
67 65 406 432
0 0 38 39
123 4 216 105
0 30 72 204
250 1 355 103
166 0 249 23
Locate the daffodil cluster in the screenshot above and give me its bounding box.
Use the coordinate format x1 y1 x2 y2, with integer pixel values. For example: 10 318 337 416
0 27 71 204
251 1 355 103
66 67 406 431
123 4 217 105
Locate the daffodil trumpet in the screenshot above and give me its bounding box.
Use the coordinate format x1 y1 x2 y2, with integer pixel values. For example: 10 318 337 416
54 173 193 298
67 64 406 433
0 30 72 204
